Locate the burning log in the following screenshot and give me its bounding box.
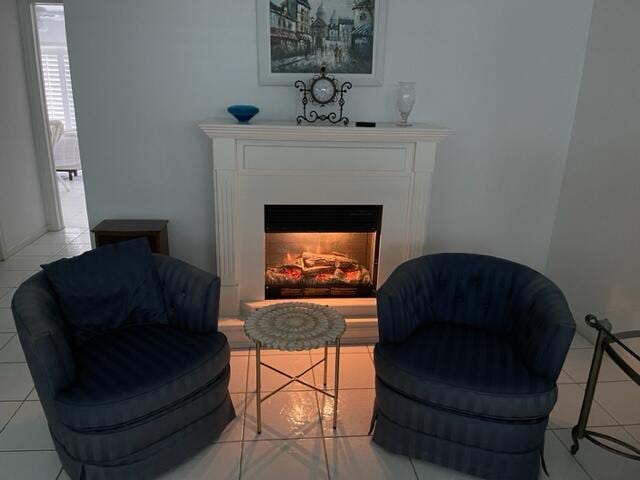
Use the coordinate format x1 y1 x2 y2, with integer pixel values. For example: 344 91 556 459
301 251 358 269
266 251 371 286
302 265 335 277
301 252 333 268
265 264 303 285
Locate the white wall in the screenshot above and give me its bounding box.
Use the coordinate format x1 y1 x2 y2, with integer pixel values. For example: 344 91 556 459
546 0 640 337
0 0 48 258
64 0 594 272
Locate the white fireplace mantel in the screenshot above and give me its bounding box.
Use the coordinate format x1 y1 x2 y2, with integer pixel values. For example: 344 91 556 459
200 119 450 346
199 119 451 143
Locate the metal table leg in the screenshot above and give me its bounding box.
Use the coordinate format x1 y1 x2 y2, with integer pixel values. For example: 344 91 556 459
571 315 640 460
571 323 608 453
323 343 328 387
333 338 341 429
256 341 262 434
252 337 343 433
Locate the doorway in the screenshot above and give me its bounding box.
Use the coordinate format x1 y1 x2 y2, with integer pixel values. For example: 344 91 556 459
33 2 88 230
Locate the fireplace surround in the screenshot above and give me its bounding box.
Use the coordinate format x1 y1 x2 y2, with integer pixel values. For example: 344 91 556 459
200 119 450 345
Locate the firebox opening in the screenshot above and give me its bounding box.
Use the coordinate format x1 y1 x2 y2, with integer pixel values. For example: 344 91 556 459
264 205 382 300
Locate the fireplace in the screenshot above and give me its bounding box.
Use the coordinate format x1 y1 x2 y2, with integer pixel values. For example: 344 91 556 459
200 119 450 319
264 205 382 299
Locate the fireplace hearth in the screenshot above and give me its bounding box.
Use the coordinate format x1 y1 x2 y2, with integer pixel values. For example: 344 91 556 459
265 205 382 299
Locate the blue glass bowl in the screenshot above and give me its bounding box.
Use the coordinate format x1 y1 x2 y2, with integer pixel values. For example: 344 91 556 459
227 105 259 123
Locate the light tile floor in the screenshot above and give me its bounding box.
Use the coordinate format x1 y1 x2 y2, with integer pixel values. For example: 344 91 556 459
57 170 89 229
0 228 639 479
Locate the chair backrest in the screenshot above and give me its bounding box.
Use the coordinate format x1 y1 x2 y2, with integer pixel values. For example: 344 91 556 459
418 253 553 334
53 130 81 169
153 254 221 333
49 120 64 147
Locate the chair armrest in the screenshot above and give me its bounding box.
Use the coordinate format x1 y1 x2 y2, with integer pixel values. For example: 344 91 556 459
509 278 575 382
12 273 76 400
154 255 221 333
377 257 436 343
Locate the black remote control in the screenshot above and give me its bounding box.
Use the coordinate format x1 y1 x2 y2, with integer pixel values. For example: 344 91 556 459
355 121 376 127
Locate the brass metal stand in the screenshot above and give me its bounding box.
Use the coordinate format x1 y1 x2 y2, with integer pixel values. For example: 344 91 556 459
255 339 341 434
571 315 640 460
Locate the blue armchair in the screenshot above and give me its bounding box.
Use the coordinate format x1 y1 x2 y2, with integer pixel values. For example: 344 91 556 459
11 254 235 480
371 253 575 480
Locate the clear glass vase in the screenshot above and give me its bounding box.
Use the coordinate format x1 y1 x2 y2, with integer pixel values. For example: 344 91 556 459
396 82 416 127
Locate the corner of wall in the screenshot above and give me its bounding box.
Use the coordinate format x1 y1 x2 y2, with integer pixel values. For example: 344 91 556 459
542 0 596 275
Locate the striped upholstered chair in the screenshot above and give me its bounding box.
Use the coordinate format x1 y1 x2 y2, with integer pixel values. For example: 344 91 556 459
11 254 234 480
371 253 575 480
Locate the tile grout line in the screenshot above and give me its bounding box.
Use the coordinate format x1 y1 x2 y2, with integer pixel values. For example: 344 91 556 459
578 379 639 385
621 425 640 446
574 379 639 386
574 381 627 428
0 448 56 452
0 386 34 436
592 399 624 428
549 430 595 480
0 333 16 351
408 456 420 480
562 366 580 383
557 380 624 429
237 386 376 395
231 432 378 444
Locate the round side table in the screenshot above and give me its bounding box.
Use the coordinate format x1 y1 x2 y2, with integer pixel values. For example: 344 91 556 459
244 302 346 434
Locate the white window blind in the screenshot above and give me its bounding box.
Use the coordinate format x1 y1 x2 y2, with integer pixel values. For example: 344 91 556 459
40 46 76 130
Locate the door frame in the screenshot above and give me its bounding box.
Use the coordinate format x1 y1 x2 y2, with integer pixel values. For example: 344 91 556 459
16 0 65 231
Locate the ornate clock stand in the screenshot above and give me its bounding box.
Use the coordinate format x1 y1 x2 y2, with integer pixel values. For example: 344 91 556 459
295 66 352 126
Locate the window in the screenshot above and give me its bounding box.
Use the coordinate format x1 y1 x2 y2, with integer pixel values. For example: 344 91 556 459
40 45 76 130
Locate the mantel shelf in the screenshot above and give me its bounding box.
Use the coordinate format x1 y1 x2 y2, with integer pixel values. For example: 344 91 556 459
199 118 451 143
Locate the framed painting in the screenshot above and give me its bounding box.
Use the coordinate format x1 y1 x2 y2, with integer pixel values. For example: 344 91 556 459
257 0 387 86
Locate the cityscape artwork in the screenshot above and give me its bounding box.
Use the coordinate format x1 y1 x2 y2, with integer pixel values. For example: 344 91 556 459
258 0 386 85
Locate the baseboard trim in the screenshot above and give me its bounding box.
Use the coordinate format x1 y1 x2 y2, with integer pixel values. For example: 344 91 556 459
1 225 49 259
219 316 379 349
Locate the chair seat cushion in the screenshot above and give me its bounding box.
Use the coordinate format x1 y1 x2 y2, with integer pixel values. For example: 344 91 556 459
374 322 556 420
55 324 229 430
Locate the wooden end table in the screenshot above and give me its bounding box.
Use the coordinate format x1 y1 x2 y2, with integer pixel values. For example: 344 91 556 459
92 219 169 254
